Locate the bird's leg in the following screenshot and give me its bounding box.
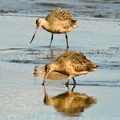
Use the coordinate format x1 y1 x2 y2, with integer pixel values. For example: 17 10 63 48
65 78 70 87
71 78 76 91
65 33 69 48
65 77 76 88
71 85 76 92
72 77 76 85
49 33 53 47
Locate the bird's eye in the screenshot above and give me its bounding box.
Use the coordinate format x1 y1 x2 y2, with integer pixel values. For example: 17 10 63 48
36 23 39 26
36 19 38 24
36 20 39 26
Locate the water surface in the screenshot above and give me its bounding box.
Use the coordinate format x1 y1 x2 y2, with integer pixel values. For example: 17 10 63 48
0 9 120 120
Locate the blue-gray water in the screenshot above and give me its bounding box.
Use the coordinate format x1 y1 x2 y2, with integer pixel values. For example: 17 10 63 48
0 0 120 19
0 1 120 120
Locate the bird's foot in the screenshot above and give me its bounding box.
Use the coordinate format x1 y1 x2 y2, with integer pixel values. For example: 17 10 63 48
65 81 69 87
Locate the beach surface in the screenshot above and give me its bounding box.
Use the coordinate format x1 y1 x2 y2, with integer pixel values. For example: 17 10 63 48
0 0 120 119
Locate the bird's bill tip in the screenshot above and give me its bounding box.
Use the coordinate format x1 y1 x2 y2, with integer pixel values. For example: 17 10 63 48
30 35 35 44
30 26 40 44
42 68 52 85
42 72 48 85
42 77 46 85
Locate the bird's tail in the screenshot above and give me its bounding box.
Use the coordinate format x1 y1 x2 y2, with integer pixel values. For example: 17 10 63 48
90 64 99 71
72 19 78 28
72 19 77 22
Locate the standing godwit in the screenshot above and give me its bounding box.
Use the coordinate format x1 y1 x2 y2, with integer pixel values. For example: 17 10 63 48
42 51 98 86
30 8 78 48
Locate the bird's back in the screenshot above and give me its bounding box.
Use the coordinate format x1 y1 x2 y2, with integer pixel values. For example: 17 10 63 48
56 51 98 72
46 8 72 22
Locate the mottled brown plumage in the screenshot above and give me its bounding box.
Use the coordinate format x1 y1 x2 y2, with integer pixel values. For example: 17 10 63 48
30 8 78 48
45 8 77 31
42 51 98 85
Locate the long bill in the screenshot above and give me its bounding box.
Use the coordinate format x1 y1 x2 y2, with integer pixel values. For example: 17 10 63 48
42 68 52 86
42 72 49 86
30 26 39 44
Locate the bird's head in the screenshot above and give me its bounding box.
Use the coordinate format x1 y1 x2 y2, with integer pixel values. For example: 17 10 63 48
30 18 44 44
45 63 56 76
42 63 58 85
36 18 44 27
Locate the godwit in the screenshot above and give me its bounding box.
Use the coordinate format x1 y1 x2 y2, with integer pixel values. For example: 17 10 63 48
30 8 78 48
42 51 98 86
43 86 96 116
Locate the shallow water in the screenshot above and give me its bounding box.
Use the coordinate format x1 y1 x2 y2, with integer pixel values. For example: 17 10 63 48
0 0 120 19
0 15 120 120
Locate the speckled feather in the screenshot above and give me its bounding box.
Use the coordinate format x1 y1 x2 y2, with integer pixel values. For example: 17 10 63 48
45 8 77 29
55 51 98 72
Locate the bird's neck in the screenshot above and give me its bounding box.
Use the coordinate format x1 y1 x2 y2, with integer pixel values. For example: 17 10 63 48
53 62 69 75
42 19 51 32
52 62 62 72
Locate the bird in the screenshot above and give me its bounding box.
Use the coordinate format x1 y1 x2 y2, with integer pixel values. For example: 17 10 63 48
43 85 96 116
30 8 78 48
42 51 98 86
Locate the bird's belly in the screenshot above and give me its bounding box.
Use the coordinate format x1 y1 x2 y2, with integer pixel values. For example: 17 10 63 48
42 26 72 34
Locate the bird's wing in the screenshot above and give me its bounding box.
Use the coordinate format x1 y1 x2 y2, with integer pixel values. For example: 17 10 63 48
56 51 97 72
45 8 75 29
70 53 98 72
46 8 72 21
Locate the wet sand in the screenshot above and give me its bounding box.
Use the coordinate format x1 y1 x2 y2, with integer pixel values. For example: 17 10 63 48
0 15 120 120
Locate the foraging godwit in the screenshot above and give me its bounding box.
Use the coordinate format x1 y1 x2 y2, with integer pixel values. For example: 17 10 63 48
42 51 98 86
43 86 96 116
30 8 78 48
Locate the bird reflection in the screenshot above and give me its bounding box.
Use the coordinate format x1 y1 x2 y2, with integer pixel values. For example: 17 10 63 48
43 85 97 117
45 47 68 60
34 65 68 80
